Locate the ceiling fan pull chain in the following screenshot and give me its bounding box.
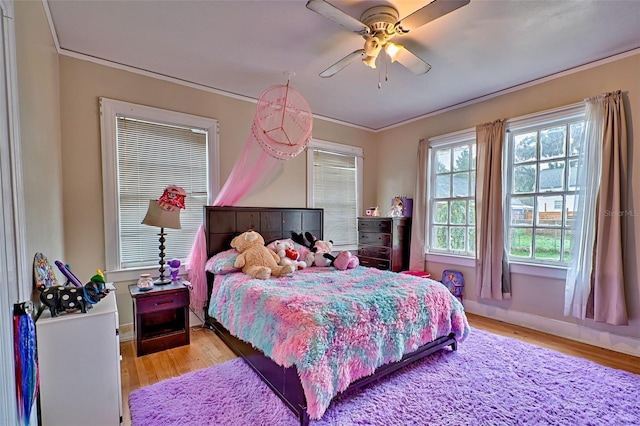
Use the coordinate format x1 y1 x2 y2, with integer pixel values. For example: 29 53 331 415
378 65 382 89
385 54 389 82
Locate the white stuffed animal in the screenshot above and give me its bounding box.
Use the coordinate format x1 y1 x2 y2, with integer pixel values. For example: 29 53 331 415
272 240 307 270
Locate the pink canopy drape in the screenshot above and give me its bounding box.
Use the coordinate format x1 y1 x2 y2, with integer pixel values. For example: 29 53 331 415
186 83 312 311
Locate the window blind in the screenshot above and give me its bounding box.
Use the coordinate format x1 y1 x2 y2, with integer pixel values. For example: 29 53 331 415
116 117 207 269
312 150 358 250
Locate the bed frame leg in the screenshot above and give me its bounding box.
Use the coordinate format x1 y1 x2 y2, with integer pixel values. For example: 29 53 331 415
451 340 458 351
299 410 310 426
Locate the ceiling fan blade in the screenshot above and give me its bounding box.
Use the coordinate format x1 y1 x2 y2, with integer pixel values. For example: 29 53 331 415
392 46 432 75
399 0 470 32
319 49 366 78
306 0 369 35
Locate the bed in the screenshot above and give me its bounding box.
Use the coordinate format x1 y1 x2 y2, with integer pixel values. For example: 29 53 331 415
203 206 470 425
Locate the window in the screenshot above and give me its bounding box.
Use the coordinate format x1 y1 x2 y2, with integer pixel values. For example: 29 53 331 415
100 98 219 277
425 103 585 270
505 105 585 265
427 130 476 257
307 140 363 251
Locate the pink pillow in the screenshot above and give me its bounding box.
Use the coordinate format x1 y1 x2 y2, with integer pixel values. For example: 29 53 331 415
205 249 241 274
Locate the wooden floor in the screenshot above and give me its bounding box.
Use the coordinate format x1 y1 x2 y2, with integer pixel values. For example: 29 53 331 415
119 314 639 425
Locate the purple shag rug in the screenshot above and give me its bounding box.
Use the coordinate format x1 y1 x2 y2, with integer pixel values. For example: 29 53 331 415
129 329 640 425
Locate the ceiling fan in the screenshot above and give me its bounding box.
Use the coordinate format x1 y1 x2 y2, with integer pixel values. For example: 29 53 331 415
306 0 470 78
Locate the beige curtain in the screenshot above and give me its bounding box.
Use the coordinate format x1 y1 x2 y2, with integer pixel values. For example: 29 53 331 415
475 119 511 299
409 139 429 270
586 91 629 325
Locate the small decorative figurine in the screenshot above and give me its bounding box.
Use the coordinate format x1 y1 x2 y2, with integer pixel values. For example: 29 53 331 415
168 258 181 282
388 196 404 217
137 274 154 291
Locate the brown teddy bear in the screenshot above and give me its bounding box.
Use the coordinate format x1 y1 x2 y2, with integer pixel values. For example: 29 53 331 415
231 230 295 279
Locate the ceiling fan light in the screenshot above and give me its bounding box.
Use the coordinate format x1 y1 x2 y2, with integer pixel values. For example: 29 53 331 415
384 42 404 62
363 35 382 57
362 55 377 69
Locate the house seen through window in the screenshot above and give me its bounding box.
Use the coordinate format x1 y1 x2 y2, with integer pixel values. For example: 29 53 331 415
506 114 585 264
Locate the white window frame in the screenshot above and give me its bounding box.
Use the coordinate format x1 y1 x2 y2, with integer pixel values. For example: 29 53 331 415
424 104 585 277
100 98 219 281
425 127 477 259
306 139 363 251
505 103 585 268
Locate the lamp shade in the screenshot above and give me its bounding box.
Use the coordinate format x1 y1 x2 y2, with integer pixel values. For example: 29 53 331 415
141 200 181 229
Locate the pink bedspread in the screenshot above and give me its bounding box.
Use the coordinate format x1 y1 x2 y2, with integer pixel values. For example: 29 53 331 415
208 266 470 419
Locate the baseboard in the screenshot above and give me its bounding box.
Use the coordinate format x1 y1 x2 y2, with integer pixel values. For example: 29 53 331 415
190 309 204 327
119 323 134 342
119 310 204 343
463 300 640 357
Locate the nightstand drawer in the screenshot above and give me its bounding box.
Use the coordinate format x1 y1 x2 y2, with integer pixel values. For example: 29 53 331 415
358 232 391 246
136 290 189 314
358 246 391 260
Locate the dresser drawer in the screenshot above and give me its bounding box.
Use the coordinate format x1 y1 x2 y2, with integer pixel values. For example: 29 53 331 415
358 232 391 246
358 256 391 270
358 246 391 260
358 219 392 234
135 289 189 314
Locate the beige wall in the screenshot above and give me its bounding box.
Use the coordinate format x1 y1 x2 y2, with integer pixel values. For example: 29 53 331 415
15 0 65 294
15 1 639 349
58 56 376 323
377 54 640 341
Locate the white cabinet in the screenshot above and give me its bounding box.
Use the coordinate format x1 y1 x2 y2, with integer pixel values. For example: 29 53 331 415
36 291 122 425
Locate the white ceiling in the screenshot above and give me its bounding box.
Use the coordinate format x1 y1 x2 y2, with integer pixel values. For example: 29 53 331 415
45 0 640 131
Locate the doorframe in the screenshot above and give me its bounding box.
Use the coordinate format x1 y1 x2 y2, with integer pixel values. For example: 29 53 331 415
1 0 30 423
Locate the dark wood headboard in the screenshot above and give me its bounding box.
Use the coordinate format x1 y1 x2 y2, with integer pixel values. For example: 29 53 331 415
204 206 324 258
203 206 323 323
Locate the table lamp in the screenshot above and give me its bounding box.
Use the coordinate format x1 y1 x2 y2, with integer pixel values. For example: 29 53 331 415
141 186 186 285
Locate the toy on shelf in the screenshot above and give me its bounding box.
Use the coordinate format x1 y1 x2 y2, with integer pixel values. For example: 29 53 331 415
387 196 404 217
365 206 380 217
168 258 181 282
39 278 109 317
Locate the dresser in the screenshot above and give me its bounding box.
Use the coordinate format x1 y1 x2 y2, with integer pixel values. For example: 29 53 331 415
357 216 411 271
36 291 122 425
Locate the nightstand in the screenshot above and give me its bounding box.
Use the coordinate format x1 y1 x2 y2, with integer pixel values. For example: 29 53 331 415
129 282 190 356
